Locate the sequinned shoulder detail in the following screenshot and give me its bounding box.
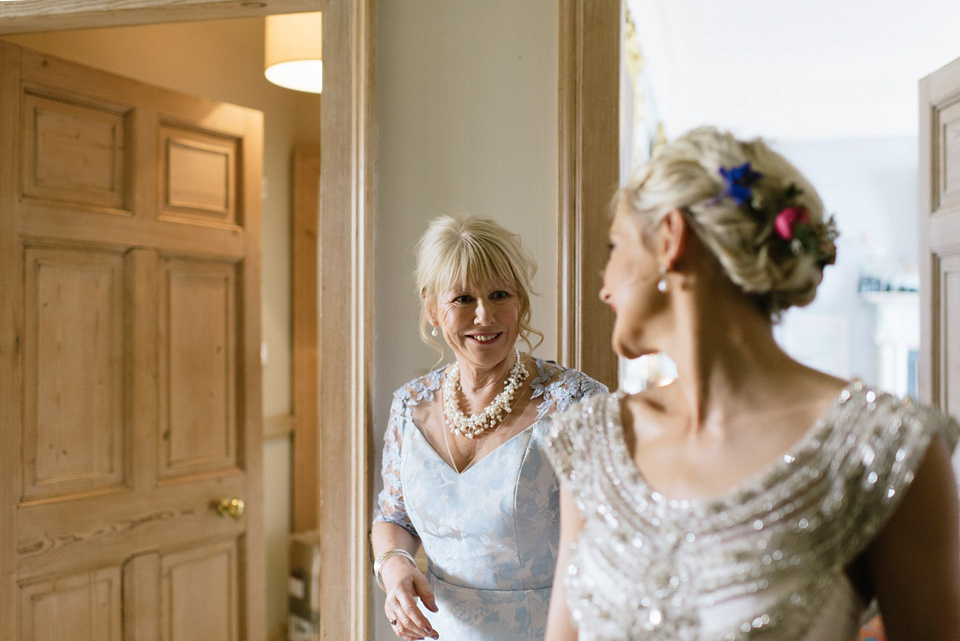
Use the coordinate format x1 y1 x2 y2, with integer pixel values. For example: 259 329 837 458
543 391 618 492
542 383 960 640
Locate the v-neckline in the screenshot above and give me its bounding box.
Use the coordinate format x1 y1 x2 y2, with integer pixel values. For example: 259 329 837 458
606 383 858 511
408 417 540 476
406 356 550 475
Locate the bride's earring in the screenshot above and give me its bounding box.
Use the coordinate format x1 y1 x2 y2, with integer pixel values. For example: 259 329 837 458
431 325 439 337
657 265 669 293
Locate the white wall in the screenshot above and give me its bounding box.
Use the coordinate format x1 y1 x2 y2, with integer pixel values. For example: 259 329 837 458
772 136 918 388
4 20 321 637
373 1 559 638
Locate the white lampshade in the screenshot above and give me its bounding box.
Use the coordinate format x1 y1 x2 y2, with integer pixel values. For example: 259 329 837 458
264 12 323 94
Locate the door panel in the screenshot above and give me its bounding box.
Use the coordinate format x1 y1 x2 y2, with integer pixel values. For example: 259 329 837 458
159 257 239 480
940 255 960 417
160 126 238 223
20 567 123 641
22 90 131 210
0 41 264 639
939 101 960 210
162 539 240 641
22 245 128 501
919 55 960 419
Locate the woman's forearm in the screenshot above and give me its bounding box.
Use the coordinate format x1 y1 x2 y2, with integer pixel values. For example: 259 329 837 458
372 521 419 555
544 562 577 641
371 521 421 584
545 486 582 640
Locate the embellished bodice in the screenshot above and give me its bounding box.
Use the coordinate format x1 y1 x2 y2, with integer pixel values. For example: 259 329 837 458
543 384 959 641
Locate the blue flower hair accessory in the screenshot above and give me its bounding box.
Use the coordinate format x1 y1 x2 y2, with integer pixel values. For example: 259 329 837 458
716 163 838 267
719 162 763 205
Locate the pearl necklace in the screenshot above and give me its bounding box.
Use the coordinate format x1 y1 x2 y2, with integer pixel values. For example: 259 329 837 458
442 350 529 439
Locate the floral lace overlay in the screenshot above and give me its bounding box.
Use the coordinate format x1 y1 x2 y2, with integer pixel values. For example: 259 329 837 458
374 358 606 534
543 383 960 641
372 358 606 640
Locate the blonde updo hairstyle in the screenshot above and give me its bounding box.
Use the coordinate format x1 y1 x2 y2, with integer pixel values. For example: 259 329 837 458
415 215 543 361
620 126 829 318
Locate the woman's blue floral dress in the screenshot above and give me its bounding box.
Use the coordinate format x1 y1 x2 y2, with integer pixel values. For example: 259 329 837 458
374 357 606 640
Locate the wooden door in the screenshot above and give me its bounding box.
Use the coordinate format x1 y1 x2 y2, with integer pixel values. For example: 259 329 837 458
0 42 265 640
919 54 960 426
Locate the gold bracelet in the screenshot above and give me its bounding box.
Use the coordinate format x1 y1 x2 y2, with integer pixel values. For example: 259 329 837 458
373 548 416 591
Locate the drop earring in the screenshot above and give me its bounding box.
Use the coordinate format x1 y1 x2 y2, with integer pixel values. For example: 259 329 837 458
431 326 439 337
657 266 669 293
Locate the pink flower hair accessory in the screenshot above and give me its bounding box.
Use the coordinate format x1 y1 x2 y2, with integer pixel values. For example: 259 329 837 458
774 207 810 240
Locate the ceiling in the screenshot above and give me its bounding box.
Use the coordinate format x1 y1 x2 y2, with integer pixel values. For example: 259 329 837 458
627 0 960 140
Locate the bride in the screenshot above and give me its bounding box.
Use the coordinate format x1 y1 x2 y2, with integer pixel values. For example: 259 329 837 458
543 127 960 640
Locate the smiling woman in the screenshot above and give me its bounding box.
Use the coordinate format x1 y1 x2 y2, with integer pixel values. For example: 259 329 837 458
370 215 606 641
417 216 539 366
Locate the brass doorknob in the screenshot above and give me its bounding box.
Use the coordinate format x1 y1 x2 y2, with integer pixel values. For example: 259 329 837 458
216 497 245 520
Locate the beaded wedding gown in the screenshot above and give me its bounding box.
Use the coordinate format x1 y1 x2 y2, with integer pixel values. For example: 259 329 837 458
544 382 960 641
374 358 606 641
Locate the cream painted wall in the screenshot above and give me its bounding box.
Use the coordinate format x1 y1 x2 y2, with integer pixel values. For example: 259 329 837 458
4 19 319 637
373 1 559 639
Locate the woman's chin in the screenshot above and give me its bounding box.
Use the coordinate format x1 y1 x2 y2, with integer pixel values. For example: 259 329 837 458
458 335 516 367
612 338 656 361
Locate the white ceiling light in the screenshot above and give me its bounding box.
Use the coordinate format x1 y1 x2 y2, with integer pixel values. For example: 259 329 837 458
264 11 322 94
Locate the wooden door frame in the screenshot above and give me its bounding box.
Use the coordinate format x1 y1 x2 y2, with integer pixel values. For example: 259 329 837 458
291 145 321 534
558 0 620 391
0 38 22 641
0 0 316 33
0 1 375 640
315 3 375 638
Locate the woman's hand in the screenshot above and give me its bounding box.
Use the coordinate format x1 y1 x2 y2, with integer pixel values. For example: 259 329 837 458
381 556 439 640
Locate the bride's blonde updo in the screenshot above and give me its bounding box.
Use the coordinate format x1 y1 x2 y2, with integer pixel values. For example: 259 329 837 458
619 126 837 318
415 215 543 359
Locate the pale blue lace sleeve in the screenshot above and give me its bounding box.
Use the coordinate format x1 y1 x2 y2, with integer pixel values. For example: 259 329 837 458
372 391 418 537
530 359 608 421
